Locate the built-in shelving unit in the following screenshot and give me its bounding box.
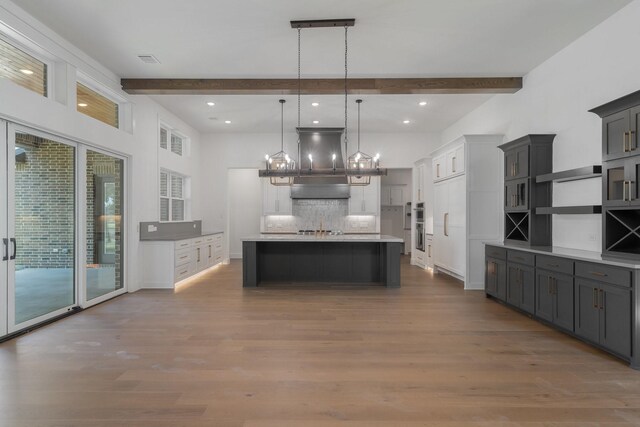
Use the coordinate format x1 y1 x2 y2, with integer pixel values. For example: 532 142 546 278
536 165 602 183
591 89 640 259
536 206 602 215
499 134 554 247
536 165 603 216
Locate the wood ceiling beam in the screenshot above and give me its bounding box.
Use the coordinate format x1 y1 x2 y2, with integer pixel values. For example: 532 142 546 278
120 77 522 95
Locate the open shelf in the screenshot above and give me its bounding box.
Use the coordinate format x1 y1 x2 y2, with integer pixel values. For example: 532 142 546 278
535 165 602 183
605 209 640 255
536 205 602 215
505 212 529 242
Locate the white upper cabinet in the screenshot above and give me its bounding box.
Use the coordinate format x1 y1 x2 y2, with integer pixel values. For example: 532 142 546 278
432 155 445 181
446 145 465 177
381 185 404 206
349 177 380 215
262 181 292 215
434 144 464 182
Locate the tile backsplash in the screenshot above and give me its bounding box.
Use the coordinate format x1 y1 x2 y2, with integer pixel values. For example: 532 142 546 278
263 199 377 233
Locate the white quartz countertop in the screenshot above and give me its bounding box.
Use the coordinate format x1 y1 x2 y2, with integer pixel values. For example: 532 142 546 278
242 234 404 243
485 241 640 269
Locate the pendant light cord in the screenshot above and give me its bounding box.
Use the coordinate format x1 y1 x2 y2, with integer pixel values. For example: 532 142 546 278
280 100 284 151
357 100 361 152
297 27 301 173
344 25 349 150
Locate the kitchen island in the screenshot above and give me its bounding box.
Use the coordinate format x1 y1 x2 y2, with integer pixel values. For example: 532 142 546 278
241 234 403 288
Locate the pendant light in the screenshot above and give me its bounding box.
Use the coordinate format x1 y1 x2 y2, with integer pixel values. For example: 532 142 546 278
347 99 378 186
265 99 294 185
257 18 387 182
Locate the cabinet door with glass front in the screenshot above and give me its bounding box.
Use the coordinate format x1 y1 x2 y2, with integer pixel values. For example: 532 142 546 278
603 157 640 207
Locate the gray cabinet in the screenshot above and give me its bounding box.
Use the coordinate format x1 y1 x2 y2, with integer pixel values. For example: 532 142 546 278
486 257 506 300
575 278 631 358
499 135 554 247
505 145 529 180
535 269 574 331
507 261 534 314
486 245 636 366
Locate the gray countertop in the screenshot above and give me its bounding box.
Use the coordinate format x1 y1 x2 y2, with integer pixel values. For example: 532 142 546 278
485 241 640 269
140 230 224 242
242 234 404 243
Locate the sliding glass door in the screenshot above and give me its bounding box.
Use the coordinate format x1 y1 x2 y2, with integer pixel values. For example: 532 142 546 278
84 149 125 304
7 124 77 332
0 122 127 338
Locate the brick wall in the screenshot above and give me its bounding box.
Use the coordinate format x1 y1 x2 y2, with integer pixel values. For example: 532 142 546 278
86 150 123 289
15 134 75 269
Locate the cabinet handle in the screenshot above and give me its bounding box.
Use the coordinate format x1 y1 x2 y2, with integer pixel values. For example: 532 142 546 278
589 271 608 277
452 156 456 173
197 248 201 262
444 213 449 236
428 245 431 257
547 263 559 268
592 287 598 308
10 238 16 260
436 164 440 178
179 255 188 260
599 288 604 310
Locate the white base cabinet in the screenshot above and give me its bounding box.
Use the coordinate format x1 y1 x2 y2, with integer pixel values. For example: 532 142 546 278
431 135 503 289
426 234 434 268
141 232 225 289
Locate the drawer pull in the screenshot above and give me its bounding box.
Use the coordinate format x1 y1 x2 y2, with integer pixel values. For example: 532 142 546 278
547 263 559 268
589 271 608 277
179 270 188 275
179 255 188 260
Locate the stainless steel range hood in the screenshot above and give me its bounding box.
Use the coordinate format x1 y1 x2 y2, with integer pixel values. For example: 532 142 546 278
290 127 350 199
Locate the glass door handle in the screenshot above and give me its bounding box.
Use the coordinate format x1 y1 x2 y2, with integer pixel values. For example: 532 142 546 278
9 238 16 260
2 238 7 261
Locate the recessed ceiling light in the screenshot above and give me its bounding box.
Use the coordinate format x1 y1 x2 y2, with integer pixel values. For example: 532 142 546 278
207 101 215 106
224 120 232 124
78 103 88 107
419 101 428 106
403 120 411 124
312 120 319 124
20 69 34 75
311 102 319 107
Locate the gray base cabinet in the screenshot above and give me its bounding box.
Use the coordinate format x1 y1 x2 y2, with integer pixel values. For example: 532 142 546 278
575 279 631 358
486 258 506 300
486 243 637 367
535 270 574 331
507 263 535 314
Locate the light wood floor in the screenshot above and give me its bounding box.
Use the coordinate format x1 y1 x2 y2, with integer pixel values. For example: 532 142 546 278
1 257 640 426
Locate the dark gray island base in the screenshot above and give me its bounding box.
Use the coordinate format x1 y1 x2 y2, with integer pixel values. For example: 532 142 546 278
242 235 403 288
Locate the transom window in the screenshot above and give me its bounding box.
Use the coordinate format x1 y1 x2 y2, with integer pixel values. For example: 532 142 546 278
77 82 119 128
159 124 186 156
160 170 187 222
0 36 47 97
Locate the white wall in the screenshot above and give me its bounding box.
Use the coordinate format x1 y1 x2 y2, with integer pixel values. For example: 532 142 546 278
227 169 261 258
0 1 202 292
199 131 440 234
441 0 640 252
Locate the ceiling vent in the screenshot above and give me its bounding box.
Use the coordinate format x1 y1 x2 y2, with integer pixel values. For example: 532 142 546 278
137 54 160 64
